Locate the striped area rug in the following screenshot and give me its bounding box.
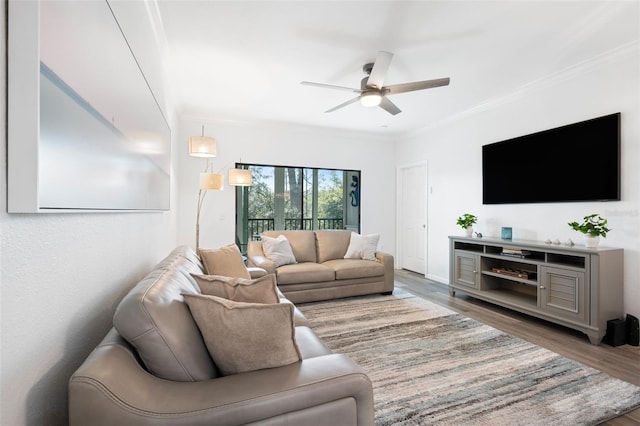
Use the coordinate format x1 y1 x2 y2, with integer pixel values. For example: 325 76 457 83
298 290 640 425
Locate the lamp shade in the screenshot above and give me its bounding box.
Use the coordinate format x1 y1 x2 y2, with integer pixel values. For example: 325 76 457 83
189 136 217 157
228 168 252 186
199 173 224 190
360 92 382 107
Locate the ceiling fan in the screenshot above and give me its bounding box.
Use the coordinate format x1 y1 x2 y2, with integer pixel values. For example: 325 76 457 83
301 51 450 115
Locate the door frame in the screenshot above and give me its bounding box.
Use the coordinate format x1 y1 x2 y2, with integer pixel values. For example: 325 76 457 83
396 161 428 277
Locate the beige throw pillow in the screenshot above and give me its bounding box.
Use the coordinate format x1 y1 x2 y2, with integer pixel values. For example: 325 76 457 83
183 294 301 376
191 273 279 304
198 244 251 279
261 235 297 267
344 232 380 261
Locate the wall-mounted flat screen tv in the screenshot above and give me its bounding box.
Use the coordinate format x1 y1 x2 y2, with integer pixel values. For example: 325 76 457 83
482 113 621 204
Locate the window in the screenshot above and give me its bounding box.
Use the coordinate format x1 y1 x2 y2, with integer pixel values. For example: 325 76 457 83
235 164 360 253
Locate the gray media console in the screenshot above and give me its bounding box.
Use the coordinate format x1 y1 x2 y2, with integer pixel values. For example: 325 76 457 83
449 236 624 344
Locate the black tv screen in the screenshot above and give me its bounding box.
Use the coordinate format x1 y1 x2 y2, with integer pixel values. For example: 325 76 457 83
482 113 621 204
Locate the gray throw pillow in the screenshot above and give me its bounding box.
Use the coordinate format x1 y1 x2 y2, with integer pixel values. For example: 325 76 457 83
260 235 297 267
183 294 301 376
191 273 279 304
344 232 380 261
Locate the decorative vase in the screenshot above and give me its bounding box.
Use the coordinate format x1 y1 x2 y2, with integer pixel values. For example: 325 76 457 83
584 235 600 248
465 226 473 237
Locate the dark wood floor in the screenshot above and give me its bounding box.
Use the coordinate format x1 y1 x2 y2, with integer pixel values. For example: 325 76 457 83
394 269 640 425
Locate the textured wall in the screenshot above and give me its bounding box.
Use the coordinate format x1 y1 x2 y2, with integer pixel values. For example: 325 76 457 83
0 3 178 425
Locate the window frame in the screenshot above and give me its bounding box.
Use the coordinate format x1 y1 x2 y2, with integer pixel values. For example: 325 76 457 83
234 162 361 253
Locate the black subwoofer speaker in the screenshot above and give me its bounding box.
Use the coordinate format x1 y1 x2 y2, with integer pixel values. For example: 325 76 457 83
627 314 639 346
603 319 626 347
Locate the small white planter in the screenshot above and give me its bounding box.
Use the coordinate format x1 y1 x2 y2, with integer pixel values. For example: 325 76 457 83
584 235 600 248
465 226 473 237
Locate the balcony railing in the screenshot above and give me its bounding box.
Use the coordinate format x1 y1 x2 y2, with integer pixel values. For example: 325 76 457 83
248 218 343 240
248 218 275 236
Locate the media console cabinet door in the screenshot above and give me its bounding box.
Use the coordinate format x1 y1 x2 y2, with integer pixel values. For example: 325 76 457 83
540 266 587 323
454 251 479 289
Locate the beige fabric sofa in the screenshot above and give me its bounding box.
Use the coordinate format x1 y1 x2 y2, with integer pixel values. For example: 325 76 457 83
247 230 394 303
68 246 374 425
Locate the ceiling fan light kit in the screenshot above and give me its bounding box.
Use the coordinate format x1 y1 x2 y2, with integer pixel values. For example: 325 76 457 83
360 92 382 107
301 50 450 115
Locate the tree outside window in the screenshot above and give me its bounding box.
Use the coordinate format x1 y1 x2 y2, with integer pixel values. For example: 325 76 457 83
235 164 360 253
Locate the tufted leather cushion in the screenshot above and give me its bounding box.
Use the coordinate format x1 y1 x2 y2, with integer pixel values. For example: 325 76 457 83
113 246 219 382
323 259 385 280
275 262 335 284
315 230 352 263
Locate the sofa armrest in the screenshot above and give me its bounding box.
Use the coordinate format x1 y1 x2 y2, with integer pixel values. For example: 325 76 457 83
375 251 395 293
247 267 268 278
247 241 276 274
69 330 373 426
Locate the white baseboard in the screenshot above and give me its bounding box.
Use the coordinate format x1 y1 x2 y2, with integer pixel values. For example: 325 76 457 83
426 274 448 285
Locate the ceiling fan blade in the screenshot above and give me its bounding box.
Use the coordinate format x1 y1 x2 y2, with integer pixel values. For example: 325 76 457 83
366 51 393 89
325 96 361 113
384 77 450 95
301 81 362 93
379 97 401 115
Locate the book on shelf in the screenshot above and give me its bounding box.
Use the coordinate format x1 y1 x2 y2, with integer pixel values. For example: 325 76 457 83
502 248 523 254
500 248 532 258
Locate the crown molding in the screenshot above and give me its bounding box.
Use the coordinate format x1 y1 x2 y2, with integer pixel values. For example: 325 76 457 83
407 39 639 139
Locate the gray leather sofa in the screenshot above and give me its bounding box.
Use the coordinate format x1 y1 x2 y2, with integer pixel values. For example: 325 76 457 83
68 246 374 425
247 230 394 303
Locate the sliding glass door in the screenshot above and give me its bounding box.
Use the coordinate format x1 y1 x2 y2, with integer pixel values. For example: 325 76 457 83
235 163 360 253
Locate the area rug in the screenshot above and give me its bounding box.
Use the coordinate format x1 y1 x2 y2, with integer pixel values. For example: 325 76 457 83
298 290 640 425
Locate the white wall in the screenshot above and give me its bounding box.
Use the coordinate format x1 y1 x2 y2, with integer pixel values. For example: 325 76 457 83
2 2 635 424
0 3 179 425
176 118 397 254
397 38 640 317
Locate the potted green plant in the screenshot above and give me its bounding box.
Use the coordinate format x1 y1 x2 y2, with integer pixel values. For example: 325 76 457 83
456 213 477 237
568 214 610 248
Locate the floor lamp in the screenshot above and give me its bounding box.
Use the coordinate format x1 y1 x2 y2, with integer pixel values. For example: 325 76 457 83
196 171 223 251
189 127 252 250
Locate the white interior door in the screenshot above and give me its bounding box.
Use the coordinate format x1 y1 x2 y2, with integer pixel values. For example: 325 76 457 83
399 163 427 275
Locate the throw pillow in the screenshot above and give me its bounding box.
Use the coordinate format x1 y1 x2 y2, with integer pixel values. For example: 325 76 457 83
198 244 251 279
182 294 301 376
191 273 279 304
344 232 380 261
260 235 297 267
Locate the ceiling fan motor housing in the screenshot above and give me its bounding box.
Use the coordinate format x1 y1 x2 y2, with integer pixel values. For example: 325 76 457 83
362 62 375 75
361 77 373 90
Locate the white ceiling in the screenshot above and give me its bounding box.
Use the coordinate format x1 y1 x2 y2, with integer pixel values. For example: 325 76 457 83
155 1 639 136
